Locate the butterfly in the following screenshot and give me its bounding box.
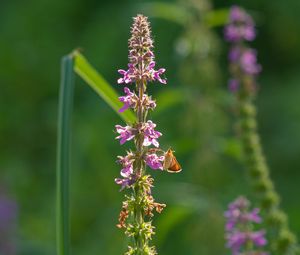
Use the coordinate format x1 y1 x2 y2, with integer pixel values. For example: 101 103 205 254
163 148 182 173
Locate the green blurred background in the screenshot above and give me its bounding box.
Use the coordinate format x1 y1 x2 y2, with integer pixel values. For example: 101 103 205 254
1 0 300 254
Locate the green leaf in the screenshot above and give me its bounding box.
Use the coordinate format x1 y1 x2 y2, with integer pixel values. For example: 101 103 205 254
57 54 74 255
72 50 136 124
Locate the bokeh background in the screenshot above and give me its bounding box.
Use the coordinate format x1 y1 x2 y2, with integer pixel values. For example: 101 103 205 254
1 0 300 254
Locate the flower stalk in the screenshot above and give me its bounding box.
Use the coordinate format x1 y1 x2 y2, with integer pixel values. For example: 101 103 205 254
225 6 299 254
114 14 178 255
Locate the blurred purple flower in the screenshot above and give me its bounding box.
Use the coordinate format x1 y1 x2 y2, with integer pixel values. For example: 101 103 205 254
225 196 268 254
224 6 256 42
240 49 262 75
225 6 261 93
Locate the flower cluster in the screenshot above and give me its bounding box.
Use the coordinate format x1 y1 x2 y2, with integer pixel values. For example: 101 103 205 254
118 87 156 113
114 14 179 255
225 196 268 255
117 15 166 85
224 6 256 42
225 6 261 93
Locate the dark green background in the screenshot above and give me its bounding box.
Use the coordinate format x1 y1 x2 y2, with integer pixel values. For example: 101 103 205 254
1 0 300 254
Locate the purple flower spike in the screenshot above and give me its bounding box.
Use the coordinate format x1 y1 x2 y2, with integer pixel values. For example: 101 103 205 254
114 15 172 253
142 120 162 147
115 125 135 145
145 153 164 170
225 6 261 93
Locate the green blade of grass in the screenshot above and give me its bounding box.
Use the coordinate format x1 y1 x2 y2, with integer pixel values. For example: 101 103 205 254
72 50 136 124
57 54 74 255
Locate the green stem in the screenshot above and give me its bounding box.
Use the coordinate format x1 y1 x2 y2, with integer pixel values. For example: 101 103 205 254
56 55 74 255
238 90 298 254
132 79 147 254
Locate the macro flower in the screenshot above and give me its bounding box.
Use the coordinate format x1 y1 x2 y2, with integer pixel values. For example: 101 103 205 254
142 120 162 148
115 125 136 145
145 153 164 170
225 196 268 255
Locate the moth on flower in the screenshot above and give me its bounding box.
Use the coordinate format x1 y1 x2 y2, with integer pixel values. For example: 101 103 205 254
163 148 182 173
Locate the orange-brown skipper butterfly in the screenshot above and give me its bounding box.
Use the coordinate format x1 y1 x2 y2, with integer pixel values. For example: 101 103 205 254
163 148 182 173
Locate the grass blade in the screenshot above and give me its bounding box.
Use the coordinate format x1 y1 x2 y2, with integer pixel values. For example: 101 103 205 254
57 54 74 255
72 50 136 124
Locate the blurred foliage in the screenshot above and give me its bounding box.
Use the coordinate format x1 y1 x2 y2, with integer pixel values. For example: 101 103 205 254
0 0 300 254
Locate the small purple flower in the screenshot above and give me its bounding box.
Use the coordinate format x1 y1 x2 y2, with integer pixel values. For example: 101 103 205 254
115 153 137 190
142 94 156 110
115 175 136 190
118 87 137 112
240 49 262 75
142 121 162 147
145 153 164 170
148 61 167 84
115 125 136 145
224 6 256 42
